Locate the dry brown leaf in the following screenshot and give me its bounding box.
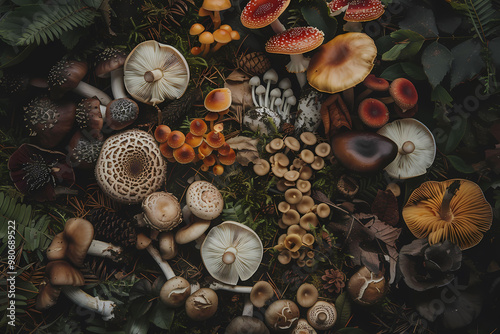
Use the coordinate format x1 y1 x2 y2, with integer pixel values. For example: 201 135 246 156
226 136 260 166
319 94 352 140
224 69 253 113
371 189 400 226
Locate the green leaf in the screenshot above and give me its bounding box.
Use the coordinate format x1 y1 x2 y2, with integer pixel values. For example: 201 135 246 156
446 155 475 173
382 43 409 61
421 42 453 87
440 116 468 154
0 42 36 69
375 35 395 55
383 30 425 60
125 317 150 334
431 85 454 106
450 38 485 89
398 6 438 37
301 2 337 42
335 292 352 328
489 37 500 68
148 302 174 330
400 62 427 81
390 29 425 42
380 63 406 81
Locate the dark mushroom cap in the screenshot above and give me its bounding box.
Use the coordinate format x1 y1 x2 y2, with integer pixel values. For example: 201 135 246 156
48 60 88 99
8 144 75 201
105 98 139 130
24 96 76 148
226 316 270 334
68 131 103 169
76 97 104 139
331 131 398 173
95 48 128 78
363 74 389 91
45 260 85 286
35 278 61 310
264 299 300 332
347 266 388 305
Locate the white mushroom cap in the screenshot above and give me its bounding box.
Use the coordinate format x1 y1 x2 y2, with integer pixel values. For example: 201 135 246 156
292 318 317 334
377 118 436 179
95 129 166 204
160 276 191 307
124 40 189 105
306 301 337 330
186 181 224 220
142 192 182 231
201 221 263 285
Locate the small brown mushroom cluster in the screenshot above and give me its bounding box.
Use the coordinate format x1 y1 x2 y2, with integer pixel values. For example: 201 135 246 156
190 23 240 57
155 88 236 175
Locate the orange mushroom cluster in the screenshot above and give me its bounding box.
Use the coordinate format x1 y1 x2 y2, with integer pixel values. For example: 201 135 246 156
154 88 236 175
190 22 240 57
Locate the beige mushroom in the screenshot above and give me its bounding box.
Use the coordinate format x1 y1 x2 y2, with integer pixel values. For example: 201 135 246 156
284 234 303 252
347 266 388 305
135 233 152 250
300 213 319 230
250 281 274 307
278 201 291 213
136 192 182 231
292 319 317 334
292 158 306 169
274 153 290 167
282 209 301 226
290 251 301 259
266 143 278 154
265 299 300 332
285 188 303 204
277 179 290 192
386 182 401 197
278 219 288 229
284 170 300 182
300 149 315 164
287 225 307 237
186 181 224 220
315 143 331 157
270 138 285 151
272 164 288 178
284 137 301 152
278 249 292 264
296 196 315 214
160 276 191 307
302 233 315 247
307 301 337 330
185 288 218 321
300 132 317 146
299 166 313 180
175 220 211 245
159 232 177 260
315 203 330 218
296 283 319 307
311 156 324 170
253 159 271 176
296 180 311 194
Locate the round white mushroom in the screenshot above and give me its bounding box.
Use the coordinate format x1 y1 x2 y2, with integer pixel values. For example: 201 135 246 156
186 181 224 220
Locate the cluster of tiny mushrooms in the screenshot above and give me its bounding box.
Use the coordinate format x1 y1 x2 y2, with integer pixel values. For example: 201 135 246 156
11 0 496 331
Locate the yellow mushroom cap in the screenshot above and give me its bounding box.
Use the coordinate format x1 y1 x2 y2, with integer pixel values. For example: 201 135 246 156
402 179 493 250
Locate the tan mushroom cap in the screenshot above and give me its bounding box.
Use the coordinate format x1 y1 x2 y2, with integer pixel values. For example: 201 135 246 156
284 137 301 151
202 0 231 11
299 166 313 180
282 209 301 226
285 188 303 204
46 260 85 286
278 249 292 264
284 234 303 252
297 283 319 307
315 143 331 157
278 201 291 213
307 301 337 330
296 180 312 194
136 233 152 250
186 181 224 220
297 195 315 214
277 178 290 192
288 225 307 237
347 266 388 305
270 138 285 151
300 149 315 164
300 132 317 146
185 288 218 321
315 203 331 218
273 164 288 178
160 276 191 307
307 33 377 94
265 299 300 331
35 278 61 310
300 212 319 230
142 192 182 231
302 233 315 246
284 170 300 182
251 281 274 307
253 159 271 176
159 232 178 260
95 129 166 204
175 220 211 244
311 156 324 170
53 218 94 267
402 179 493 250
275 152 290 167
205 88 232 112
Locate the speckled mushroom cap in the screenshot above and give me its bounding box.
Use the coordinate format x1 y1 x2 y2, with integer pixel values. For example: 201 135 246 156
241 0 291 29
142 192 182 231
186 181 224 220
201 221 263 285
95 129 166 204
266 27 324 55
306 301 337 330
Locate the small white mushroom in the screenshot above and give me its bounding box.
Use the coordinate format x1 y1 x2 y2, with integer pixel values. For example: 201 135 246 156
185 181 224 220
249 76 261 107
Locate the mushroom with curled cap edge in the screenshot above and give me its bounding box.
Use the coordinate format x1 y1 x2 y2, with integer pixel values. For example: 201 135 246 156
307 301 337 330
347 266 388 305
186 181 224 220
8 144 76 202
265 299 300 332
297 283 319 307
95 129 166 204
307 33 377 94
328 0 385 22
331 131 398 173
201 221 263 285
124 40 189 105
95 48 128 99
48 59 112 105
135 192 182 232
402 179 493 250
377 118 435 179
23 96 76 148
185 288 218 321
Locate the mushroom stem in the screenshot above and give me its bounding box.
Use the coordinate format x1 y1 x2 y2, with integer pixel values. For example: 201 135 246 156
440 180 461 223
377 96 394 104
222 247 237 264
213 11 222 29
209 281 252 294
211 42 228 53
61 286 115 321
355 88 373 104
399 141 415 155
317 311 327 323
144 69 164 83
202 44 211 57
87 240 123 262
242 295 254 317
110 68 127 99
146 244 175 279
270 20 286 34
73 81 112 106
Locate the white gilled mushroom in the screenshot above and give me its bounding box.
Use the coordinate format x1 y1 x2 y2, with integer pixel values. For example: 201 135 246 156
95 129 166 204
201 221 263 285
186 181 224 220
124 40 190 105
265 299 300 332
136 192 182 231
306 301 337 330
185 288 218 321
377 118 436 179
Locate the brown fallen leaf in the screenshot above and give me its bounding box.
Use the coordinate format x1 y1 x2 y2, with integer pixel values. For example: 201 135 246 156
226 136 260 166
371 189 400 226
319 94 352 140
224 69 253 113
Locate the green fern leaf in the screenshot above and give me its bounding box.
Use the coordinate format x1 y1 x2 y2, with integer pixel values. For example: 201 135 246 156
451 0 500 41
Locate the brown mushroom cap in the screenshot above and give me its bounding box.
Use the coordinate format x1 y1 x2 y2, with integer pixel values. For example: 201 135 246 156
403 179 493 250
297 283 319 308
186 181 224 220
159 232 178 260
105 98 139 130
300 132 317 146
250 281 275 308
278 201 291 213
297 195 315 214
284 234 303 252
284 170 300 182
284 137 301 151
265 299 300 332
95 48 127 78
95 129 166 204
311 156 325 170
175 220 211 244
282 209 301 226
270 138 285 151
315 143 331 157
389 78 418 111
299 166 313 180
307 301 337 330
296 180 312 194
185 288 218 321
278 249 292 264
288 225 307 237
59 218 94 267
285 188 303 204
167 130 186 149
300 149 315 164
226 316 270 334
186 133 203 148
302 233 315 246
205 88 232 112
154 125 171 143
135 233 152 250
205 131 225 149
253 159 271 176
300 212 319 230
45 260 85 286
35 278 61 310
292 319 317 334
363 74 389 91
190 119 208 136
316 203 330 218
174 144 196 164
307 33 377 94
347 266 388 305
160 276 191 307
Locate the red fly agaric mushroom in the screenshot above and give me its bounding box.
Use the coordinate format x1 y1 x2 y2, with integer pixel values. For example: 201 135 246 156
328 0 385 22
389 78 418 111
241 0 290 33
95 48 128 99
48 59 112 105
358 98 389 128
265 27 324 74
307 32 377 94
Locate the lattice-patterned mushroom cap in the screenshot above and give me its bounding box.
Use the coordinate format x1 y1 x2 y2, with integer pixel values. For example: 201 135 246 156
95 129 166 204
186 181 224 220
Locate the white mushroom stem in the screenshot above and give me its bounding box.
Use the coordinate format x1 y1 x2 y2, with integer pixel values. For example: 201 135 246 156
249 77 261 107
87 240 123 262
270 19 286 34
274 98 283 114
146 244 175 279
209 281 252 294
242 295 254 317
222 247 237 264
144 69 164 83
98 105 107 118
61 286 116 321
110 68 127 99
263 70 278 108
256 85 266 107
73 81 112 106
283 96 297 122
270 88 282 111
399 141 415 155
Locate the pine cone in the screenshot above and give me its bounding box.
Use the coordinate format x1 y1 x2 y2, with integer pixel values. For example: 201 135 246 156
161 87 201 126
281 123 295 136
321 269 346 294
88 208 137 247
237 52 272 77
